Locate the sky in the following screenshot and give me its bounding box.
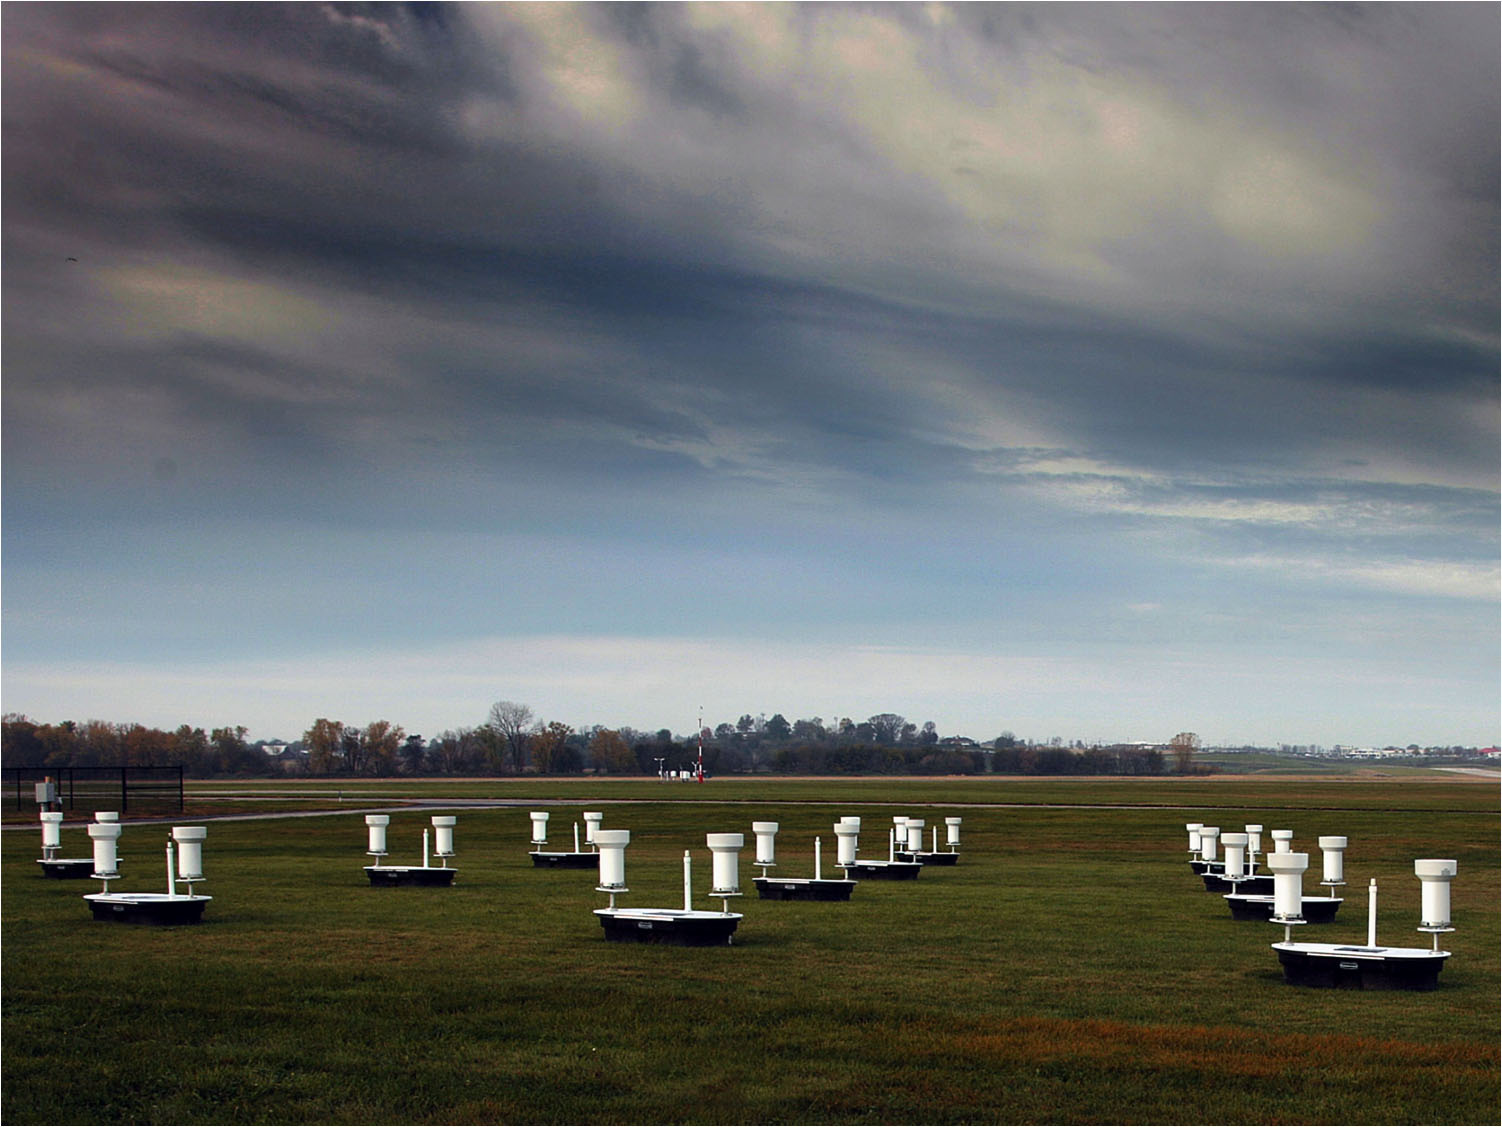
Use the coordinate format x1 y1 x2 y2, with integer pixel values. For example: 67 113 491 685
3 3 1497 749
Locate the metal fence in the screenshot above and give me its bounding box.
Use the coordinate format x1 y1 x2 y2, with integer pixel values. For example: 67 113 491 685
3 766 184 815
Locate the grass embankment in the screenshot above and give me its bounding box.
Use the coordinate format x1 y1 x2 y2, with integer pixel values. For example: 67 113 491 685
4 780 1497 1124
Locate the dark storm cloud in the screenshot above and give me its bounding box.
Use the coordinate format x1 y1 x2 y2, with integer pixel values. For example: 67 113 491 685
3 3 1495 607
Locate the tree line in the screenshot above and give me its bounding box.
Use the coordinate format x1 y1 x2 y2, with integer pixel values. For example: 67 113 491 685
1 706 1194 778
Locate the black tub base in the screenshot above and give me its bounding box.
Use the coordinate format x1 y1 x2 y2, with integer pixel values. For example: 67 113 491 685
365 865 457 887
39 858 98 879
531 851 600 869
595 908 742 945
84 893 210 925
842 860 921 880
753 877 856 901
1203 872 1273 894
1227 894 1342 923
895 851 959 866
1272 942 1449 990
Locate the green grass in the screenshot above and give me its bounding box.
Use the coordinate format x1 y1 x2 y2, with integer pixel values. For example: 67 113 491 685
4 780 1497 1124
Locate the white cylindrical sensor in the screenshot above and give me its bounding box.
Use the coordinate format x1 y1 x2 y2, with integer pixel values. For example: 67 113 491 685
431 815 456 857
1245 824 1263 857
905 819 925 853
1267 851 1308 922
365 814 390 856
1198 826 1220 862
173 826 207 880
1414 859 1457 929
751 822 778 866
945 817 962 848
1271 829 1294 854
834 821 860 867
1318 836 1348 884
40 811 63 851
1186 823 1203 853
1221 832 1248 882
594 829 630 890
583 811 604 846
706 833 744 896
529 811 549 846
88 821 122 878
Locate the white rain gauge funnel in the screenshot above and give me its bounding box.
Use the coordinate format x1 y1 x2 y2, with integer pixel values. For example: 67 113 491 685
594 829 631 905
40 811 63 858
1414 859 1457 949
583 812 605 850
904 819 925 854
1198 826 1219 863
946 817 962 852
173 826 207 888
365 814 390 859
1220 833 1248 890
1318 836 1347 897
88 820 123 887
834 821 860 869
1267 851 1309 939
1271 829 1293 854
1185 823 1203 855
751 822 778 876
529 811 549 848
1245 824 1263 863
431 816 456 864
706 833 745 912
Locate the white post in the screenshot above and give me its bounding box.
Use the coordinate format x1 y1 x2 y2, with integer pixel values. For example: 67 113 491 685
166 838 176 897
888 828 896 862
423 828 430 868
574 823 581 853
683 850 693 912
814 837 823 881
1367 878 1378 948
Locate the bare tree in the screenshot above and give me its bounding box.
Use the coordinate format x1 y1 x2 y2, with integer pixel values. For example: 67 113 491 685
486 700 534 773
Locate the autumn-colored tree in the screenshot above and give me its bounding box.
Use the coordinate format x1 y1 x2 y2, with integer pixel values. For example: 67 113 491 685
528 721 573 774
361 720 404 776
589 728 637 774
305 718 344 775
1169 732 1201 774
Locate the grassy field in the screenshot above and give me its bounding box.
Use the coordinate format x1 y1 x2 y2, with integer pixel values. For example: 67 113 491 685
3 777 1497 1124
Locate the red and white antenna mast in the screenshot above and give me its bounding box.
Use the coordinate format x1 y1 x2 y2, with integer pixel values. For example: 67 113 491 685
696 707 705 782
